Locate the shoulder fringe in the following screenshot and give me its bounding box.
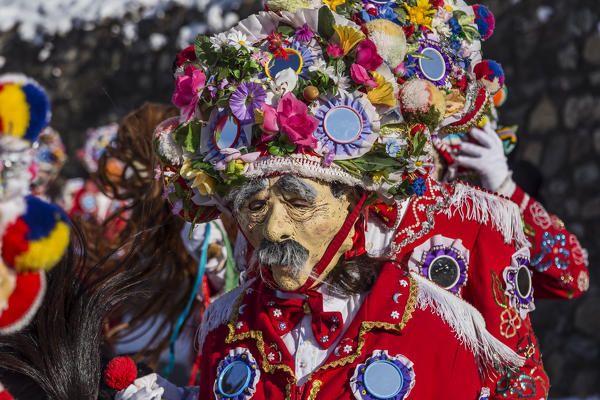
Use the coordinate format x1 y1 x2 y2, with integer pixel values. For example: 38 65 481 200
444 182 530 249
412 272 525 375
196 279 255 353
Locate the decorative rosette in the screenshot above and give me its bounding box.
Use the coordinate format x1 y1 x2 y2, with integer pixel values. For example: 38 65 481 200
78 123 119 174
408 235 469 295
502 247 535 319
350 350 415 400
30 127 66 194
155 0 490 222
213 347 260 400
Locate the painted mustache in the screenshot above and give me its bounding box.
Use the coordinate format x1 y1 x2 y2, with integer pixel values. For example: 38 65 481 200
256 239 309 272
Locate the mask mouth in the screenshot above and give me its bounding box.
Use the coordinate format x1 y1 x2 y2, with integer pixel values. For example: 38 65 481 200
256 239 309 275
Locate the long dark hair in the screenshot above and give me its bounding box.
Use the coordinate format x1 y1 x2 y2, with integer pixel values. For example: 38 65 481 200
0 223 153 399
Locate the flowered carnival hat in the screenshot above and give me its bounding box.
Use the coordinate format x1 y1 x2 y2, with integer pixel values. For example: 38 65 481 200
155 0 503 225
0 73 70 334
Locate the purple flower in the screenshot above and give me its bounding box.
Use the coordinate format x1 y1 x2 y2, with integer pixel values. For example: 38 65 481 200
171 199 183 214
162 183 175 199
229 82 267 123
295 23 314 43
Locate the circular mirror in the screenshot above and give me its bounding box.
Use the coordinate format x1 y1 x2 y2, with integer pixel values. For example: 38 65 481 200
418 47 446 82
217 361 252 397
428 255 460 289
368 0 394 4
516 265 532 299
213 114 241 150
265 48 303 79
363 360 404 399
323 106 363 144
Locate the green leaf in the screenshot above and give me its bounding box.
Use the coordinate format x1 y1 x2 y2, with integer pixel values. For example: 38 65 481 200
336 3 351 18
396 7 407 24
277 24 296 37
318 5 336 40
172 120 202 152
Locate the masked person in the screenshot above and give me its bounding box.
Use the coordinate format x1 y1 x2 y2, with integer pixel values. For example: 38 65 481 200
112 0 550 398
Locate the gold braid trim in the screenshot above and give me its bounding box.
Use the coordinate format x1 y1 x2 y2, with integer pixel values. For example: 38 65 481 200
308 380 323 400
306 274 419 379
441 91 492 134
225 287 296 398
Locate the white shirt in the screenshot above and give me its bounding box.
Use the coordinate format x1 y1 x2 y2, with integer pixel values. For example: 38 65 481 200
275 286 365 384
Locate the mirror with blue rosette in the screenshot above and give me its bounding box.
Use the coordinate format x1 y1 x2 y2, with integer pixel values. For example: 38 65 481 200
217 361 252 397
213 114 241 150
265 48 303 79
418 47 447 83
323 106 363 144
363 360 404 398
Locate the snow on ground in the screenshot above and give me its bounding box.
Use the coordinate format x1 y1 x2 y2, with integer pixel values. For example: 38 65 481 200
0 0 241 43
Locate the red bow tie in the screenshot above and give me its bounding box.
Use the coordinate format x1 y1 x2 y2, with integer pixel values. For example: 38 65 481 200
263 290 343 349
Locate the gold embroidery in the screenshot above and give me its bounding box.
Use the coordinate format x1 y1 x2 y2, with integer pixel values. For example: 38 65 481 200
306 275 419 377
226 287 297 399
308 380 322 400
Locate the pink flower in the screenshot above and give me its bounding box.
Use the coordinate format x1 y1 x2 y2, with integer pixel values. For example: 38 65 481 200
350 63 378 87
394 63 406 76
327 44 344 59
214 149 261 170
355 39 383 71
261 93 319 151
171 65 206 120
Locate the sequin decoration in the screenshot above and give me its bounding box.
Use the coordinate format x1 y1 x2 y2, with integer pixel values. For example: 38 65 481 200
350 350 415 400
408 235 469 295
530 232 570 272
499 308 521 339
495 370 537 398
213 348 260 400
503 249 535 319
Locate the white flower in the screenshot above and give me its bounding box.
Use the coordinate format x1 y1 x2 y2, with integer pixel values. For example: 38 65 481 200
343 344 353 354
331 74 351 98
406 155 432 175
390 311 400 319
399 280 408 287
308 59 335 77
432 18 451 36
210 32 228 51
226 31 253 51
266 68 298 104
417 204 426 212
267 353 276 361
272 308 282 318
236 321 244 329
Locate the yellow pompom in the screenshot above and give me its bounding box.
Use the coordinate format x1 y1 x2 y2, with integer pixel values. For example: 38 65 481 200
14 221 70 272
266 0 312 13
0 83 30 138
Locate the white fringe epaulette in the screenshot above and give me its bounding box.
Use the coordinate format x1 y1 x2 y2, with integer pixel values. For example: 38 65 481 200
196 279 255 353
412 272 525 375
444 182 530 249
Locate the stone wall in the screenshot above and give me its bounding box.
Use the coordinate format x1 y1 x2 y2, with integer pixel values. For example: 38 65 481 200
477 0 600 396
0 0 599 396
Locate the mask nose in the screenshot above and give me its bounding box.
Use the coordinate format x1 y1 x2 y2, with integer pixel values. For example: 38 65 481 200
263 202 293 242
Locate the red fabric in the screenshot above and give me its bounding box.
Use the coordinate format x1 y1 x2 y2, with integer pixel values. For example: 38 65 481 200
509 185 589 299
1 218 29 268
263 290 343 349
0 271 45 333
0 389 15 400
198 262 483 399
104 356 137 390
390 179 548 398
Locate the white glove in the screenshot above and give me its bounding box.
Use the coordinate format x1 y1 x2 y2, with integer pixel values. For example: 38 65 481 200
456 124 514 194
115 374 164 400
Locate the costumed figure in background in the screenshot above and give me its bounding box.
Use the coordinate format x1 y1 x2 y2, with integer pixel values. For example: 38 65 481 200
29 126 66 200
429 4 589 300
0 74 70 398
117 0 548 398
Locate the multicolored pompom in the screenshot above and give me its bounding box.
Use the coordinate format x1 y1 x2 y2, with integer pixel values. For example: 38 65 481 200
492 84 508 107
399 79 446 131
474 60 505 95
1 195 70 272
0 74 51 143
473 4 495 41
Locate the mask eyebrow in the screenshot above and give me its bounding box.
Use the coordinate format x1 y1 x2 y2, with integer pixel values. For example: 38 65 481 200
273 174 317 202
231 178 269 213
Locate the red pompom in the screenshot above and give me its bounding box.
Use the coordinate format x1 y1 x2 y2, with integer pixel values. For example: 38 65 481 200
104 356 138 390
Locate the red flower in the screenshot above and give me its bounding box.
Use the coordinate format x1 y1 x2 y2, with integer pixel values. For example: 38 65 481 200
267 30 290 60
430 0 444 7
410 124 427 136
402 24 415 39
455 76 468 93
175 45 197 68
355 39 383 71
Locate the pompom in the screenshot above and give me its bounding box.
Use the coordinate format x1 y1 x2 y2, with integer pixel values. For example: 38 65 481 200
399 79 446 131
104 356 138 390
365 19 407 69
473 4 495 41
474 60 504 95
492 84 508 107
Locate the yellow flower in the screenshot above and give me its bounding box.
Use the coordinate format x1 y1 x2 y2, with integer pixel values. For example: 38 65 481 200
404 0 435 29
372 171 386 183
322 0 346 12
367 72 396 107
191 171 216 195
333 25 365 55
254 108 265 126
180 159 197 179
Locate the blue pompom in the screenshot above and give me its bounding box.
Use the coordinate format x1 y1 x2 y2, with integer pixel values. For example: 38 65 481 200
22 83 51 143
21 195 68 241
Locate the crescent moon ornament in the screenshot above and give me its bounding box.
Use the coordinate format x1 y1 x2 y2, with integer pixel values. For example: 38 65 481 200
393 293 402 303
239 304 247 314
334 345 341 357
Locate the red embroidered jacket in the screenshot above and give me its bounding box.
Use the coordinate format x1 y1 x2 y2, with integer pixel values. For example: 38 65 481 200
509 184 589 299
197 262 492 400
371 178 549 398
